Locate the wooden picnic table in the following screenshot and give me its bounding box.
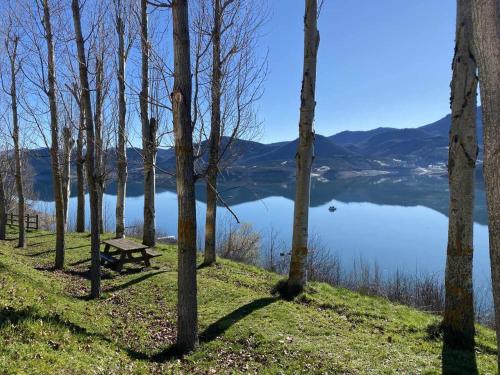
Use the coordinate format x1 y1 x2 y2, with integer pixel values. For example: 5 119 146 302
100 238 161 272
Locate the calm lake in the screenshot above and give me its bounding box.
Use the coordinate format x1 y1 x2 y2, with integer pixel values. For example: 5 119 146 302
34 174 491 296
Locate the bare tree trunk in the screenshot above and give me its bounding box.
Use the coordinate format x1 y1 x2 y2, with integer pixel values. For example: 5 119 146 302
172 0 198 352
287 0 319 293
141 0 157 247
143 116 157 246
443 0 478 350
62 126 74 229
42 0 66 269
76 95 86 233
115 3 127 239
0 169 6 240
471 0 500 367
204 0 222 266
13 121 25 248
7 35 26 249
72 0 101 299
95 56 105 235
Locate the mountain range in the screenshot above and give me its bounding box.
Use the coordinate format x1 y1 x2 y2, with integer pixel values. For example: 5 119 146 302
27 107 483 188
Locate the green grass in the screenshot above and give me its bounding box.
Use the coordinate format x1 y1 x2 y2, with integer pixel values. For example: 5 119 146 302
0 226 497 374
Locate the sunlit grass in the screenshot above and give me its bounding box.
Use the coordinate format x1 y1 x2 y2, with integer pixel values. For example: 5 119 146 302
0 226 497 374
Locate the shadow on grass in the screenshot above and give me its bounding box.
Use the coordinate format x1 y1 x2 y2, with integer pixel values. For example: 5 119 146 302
64 268 114 281
0 301 182 363
69 258 91 266
271 279 303 301
200 297 278 343
25 249 54 257
197 261 221 270
105 270 167 293
4 233 55 241
126 344 183 363
126 297 278 363
2 237 19 242
26 242 53 247
66 244 90 250
197 262 211 270
442 341 478 375
426 322 479 374
65 265 162 284
0 306 112 344
25 233 56 239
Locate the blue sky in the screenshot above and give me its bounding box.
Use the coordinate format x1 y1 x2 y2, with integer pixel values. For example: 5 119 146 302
258 0 456 143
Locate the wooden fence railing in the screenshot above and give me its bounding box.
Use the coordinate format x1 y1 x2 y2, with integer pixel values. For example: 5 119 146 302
5 213 39 230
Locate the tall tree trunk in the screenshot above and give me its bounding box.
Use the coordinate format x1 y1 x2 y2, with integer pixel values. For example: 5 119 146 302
143 117 157 246
0 169 6 240
76 95 86 233
141 0 157 247
115 7 127 239
287 0 319 292
172 0 198 352
62 126 74 229
71 0 101 299
42 0 66 269
8 36 25 249
204 0 222 266
95 57 105 234
471 0 500 367
443 0 478 350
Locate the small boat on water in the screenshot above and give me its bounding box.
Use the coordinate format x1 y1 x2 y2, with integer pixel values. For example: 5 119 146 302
328 206 337 212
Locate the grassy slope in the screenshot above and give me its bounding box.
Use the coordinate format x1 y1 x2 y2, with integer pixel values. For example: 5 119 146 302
0 227 497 374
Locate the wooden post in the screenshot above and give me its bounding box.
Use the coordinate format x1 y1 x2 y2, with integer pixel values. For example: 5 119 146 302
35 215 39 230
26 214 30 230
10 213 13 225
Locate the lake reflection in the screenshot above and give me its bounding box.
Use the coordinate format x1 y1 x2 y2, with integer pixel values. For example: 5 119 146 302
34 174 491 295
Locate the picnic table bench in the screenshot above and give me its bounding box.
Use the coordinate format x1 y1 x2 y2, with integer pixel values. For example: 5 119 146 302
100 238 161 272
